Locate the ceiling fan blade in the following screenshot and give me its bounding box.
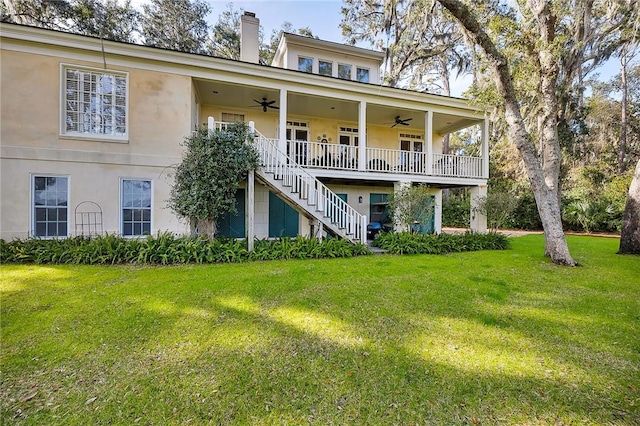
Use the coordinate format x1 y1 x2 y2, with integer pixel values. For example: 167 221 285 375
253 99 263 104
266 100 276 106
400 121 410 125
391 122 399 128
402 117 413 123
269 105 279 110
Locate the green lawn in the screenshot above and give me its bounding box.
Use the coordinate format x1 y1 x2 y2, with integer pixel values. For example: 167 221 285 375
1 235 638 425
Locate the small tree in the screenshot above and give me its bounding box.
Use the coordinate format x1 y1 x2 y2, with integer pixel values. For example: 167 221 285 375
389 185 436 233
169 123 259 238
474 190 517 232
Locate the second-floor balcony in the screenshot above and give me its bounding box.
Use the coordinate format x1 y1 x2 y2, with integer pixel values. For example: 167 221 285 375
287 140 485 179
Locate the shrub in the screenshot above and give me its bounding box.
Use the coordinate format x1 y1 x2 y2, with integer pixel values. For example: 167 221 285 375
442 194 470 228
0 234 371 265
371 231 509 255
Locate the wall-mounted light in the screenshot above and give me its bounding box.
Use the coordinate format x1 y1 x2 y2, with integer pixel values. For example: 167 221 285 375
358 196 363 203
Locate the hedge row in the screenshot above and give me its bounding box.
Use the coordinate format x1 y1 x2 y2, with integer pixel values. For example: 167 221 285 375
371 231 510 255
0 233 371 265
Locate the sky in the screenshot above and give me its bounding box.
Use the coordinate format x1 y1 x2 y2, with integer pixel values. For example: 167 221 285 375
124 0 623 97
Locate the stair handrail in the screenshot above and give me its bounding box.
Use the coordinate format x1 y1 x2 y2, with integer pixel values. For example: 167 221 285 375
249 128 367 244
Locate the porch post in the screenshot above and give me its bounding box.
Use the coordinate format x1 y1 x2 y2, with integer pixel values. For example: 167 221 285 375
247 170 255 250
208 116 215 135
247 120 256 251
279 89 288 154
425 110 433 175
393 181 411 232
482 116 490 178
470 185 488 233
358 101 367 171
434 188 443 234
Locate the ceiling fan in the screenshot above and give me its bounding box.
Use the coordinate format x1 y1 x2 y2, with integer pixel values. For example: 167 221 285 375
250 97 279 112
391 116 413 128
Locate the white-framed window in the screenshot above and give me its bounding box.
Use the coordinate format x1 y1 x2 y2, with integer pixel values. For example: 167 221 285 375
319 60 333 76
32 174 69 238
356 67 370 83
338 64 352 80
221 112 245 123
121 179 152 237
298 56 313 73
62 64 128 139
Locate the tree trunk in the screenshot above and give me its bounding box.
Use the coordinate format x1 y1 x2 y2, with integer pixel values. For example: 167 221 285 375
619 160 640 254
437 0 577 265
619 46 628 173
190 217 217 239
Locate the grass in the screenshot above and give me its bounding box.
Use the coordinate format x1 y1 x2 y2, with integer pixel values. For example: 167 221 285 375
1 235 639 425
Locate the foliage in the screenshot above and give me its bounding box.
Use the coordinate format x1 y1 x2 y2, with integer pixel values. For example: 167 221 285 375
2 0 139 42
371 231 509 254
474 189 517 231
441 190 470 227
563 199 618 234
208 2 241 60
388 184 436 233
0 234 371 265
340 0 470 91
140 0 210 54
168 123 259 237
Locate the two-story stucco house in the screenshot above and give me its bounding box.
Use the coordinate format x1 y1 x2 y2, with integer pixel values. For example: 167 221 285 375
0 13 489 244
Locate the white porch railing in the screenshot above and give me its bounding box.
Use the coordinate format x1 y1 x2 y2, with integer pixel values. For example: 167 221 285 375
288 140 359 171
432 153 483 178
252 132 367 244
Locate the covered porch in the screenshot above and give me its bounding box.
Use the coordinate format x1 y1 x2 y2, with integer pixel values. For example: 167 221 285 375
193 77 490 182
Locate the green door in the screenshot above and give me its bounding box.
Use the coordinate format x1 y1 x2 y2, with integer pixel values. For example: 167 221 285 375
217 189 245 238
269 192 299 237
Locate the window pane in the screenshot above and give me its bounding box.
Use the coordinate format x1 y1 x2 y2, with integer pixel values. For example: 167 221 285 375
33 176 68 237
319 60 332 76
356 67 370 83
65 67 127 136
298 57 313 73
122 179 151 236
338 64 351 80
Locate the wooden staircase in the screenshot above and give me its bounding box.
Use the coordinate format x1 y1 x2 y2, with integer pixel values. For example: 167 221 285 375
252 129 367 244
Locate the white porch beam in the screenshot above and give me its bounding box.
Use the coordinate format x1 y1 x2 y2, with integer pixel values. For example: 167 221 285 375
426 110 433 175
482 116 490 179
279 88 288 153
358 101 367 171
470 185 488 233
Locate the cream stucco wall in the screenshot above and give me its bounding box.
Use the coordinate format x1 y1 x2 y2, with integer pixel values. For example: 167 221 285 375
1 49 194 239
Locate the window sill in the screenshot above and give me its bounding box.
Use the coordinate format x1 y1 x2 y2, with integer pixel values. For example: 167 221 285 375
59 134 129 144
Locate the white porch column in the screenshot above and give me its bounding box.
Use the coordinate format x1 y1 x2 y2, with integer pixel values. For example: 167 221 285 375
208 116 215 135
278 89 288 153
482 116 490 178
247 170 255 250
358 101 367 171
425 110 433 175
470 185 488 233
247 120 256 250
434 188 442 234
393 181 411 232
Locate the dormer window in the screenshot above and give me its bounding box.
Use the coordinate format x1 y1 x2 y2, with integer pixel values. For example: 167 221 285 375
298 56 313 73
319 60 333 76
338 64 352 80
356 67 370 83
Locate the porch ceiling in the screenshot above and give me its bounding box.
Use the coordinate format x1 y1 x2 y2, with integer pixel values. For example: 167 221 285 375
194 79 482 135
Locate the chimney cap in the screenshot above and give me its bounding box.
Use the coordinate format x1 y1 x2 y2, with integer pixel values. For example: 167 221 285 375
243 11 256 18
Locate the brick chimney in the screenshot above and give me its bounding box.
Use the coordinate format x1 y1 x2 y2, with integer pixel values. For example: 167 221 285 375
240 12 260 63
